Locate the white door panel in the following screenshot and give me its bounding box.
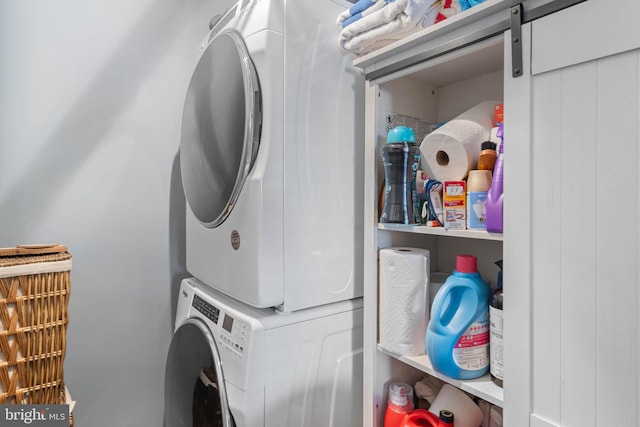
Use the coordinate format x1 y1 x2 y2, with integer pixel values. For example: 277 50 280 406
531 0 640 75
526 3 640 425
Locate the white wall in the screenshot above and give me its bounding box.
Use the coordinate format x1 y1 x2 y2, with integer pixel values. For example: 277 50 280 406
0 0 235 424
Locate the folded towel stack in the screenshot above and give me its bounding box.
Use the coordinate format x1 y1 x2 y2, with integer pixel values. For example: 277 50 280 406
337 0 440 55
337 0 488 56
337 0 390 28
435 0 462 23
436 0 486 23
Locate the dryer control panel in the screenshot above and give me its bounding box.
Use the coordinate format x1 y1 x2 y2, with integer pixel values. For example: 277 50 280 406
192 294 249 358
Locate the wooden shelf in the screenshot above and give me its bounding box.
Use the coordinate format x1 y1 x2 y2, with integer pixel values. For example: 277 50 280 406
378 345 504 407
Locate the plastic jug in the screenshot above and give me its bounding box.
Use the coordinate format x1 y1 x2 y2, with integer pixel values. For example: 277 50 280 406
426 254 491 380
384 382 415 427
380 126 421 224
401 409 454 427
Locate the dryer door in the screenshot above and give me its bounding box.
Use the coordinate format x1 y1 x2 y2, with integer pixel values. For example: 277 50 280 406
180 29 262 228
164 319 235 427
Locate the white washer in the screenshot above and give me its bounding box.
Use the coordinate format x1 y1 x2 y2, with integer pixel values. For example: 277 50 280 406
164 277 364 427
180 0 364 312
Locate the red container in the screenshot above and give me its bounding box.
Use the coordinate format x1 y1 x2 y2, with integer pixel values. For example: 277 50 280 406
401 409 454 427
384 383 414 427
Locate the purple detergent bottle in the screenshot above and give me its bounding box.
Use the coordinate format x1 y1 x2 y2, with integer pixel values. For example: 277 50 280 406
486 124 503 233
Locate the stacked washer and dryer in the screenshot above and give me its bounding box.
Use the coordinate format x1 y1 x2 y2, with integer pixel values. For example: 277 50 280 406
164 0 364 426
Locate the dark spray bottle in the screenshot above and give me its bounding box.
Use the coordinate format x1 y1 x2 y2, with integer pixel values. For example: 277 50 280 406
490 260 504 387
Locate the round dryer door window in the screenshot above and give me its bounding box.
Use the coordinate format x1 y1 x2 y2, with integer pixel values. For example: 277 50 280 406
180 29 262 227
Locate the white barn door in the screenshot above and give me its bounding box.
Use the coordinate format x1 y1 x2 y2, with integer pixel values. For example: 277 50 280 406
506 0 640 426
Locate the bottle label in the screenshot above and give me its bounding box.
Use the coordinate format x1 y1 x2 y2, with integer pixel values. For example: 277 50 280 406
453 319 489 371
467 191 488 229
490 305 504 380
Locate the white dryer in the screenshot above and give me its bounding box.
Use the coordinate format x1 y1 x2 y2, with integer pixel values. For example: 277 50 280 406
164 277 364 427
179 0 364 313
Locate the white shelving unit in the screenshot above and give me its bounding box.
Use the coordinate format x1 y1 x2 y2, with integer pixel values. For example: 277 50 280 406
356 3 515 426
377 345 504 407
358 0 640 426
378 224 504 242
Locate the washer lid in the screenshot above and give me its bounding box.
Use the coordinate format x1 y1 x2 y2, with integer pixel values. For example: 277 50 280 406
180 29 262 227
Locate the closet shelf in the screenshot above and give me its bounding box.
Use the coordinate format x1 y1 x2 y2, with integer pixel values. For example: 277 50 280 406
378 224 503 241
378 345 504 407
354 0 511 70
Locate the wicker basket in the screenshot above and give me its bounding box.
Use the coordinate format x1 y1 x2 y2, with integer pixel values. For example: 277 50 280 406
0 245 71 406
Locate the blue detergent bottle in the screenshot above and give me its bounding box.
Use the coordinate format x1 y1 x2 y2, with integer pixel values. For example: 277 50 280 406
426 254 491 380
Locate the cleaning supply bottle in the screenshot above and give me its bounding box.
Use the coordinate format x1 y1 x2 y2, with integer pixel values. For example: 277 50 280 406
477 140 497 171
400 409 454 427
426 254 491 380
380 126 421 224
486 124 504 233
490 260 504 387
466 170 492 230
384 382 415 427
438 410 454 427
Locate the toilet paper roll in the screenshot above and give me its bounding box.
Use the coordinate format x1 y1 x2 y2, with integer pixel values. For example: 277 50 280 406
428 384 484 427
379 247 430 356
420 100 500 182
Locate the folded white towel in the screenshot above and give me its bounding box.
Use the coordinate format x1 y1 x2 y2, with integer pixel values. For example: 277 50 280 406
337 0 389 28
338 0 441 55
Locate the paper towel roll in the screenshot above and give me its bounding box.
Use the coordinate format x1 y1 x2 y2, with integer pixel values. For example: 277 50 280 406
379 247 430 356
420 100 500 182
428 384 483 427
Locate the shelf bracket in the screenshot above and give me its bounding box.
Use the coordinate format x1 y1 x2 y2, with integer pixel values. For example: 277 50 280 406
510 3 523 78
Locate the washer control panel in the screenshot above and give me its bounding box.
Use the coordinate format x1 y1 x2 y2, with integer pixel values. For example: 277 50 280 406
192 294 220 324
218 312 249 357
192 293 249 358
